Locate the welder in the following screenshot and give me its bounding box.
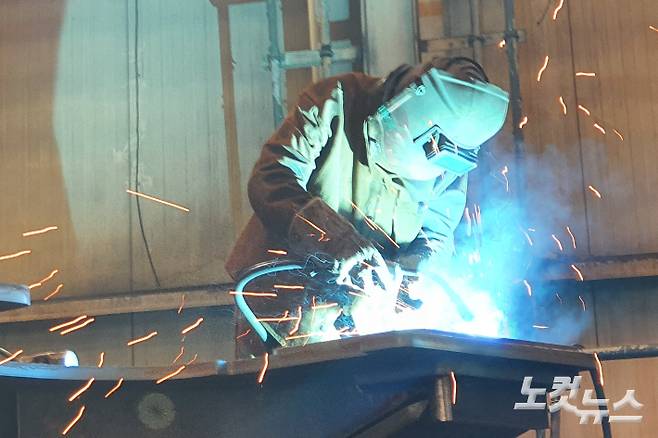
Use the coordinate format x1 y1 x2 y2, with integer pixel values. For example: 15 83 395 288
226 57 509 355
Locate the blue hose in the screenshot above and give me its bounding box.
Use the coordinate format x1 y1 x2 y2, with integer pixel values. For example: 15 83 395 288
234 261 304 343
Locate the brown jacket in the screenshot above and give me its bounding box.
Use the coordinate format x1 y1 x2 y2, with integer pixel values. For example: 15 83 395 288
226 72 467 280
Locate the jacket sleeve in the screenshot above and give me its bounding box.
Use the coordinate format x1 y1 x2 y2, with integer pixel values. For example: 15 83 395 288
247 83 338 237
402 174 468 269
247 80 372 262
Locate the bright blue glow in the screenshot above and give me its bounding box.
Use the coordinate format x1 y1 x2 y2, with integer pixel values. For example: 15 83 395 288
350 273 507 338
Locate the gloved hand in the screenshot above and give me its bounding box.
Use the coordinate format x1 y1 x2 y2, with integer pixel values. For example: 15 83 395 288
288 197 389 288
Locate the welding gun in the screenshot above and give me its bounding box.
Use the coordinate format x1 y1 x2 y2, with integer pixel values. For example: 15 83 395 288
400 268 475 322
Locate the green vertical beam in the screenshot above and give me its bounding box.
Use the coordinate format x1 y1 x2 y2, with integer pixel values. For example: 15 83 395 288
266 0 286 125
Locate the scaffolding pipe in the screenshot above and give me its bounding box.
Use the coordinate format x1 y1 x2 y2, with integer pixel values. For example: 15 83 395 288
266 0 287 126
468 0 482 63
503 0 526 203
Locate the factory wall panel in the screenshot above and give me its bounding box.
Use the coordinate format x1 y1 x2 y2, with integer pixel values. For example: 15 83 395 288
130 0 232 290
0 0 134 299
513 0 590 259
568 0 658 257
360 0 417 76
593 277 658 347
228 2 276 227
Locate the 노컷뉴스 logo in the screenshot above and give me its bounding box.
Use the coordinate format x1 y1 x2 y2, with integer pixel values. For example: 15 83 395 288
514 376 643 424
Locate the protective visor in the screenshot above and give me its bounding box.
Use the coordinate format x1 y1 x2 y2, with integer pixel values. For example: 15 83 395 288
366 68 509 180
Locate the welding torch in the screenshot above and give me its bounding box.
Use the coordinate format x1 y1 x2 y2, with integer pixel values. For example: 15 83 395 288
401 268 475 322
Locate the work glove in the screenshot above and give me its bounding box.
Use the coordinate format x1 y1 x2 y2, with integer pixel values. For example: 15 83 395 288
288 197 390 289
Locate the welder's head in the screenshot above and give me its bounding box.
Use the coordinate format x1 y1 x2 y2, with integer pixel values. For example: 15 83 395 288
366 57 509 180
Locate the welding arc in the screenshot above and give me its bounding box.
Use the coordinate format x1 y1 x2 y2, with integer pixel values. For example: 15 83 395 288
423 272 474 322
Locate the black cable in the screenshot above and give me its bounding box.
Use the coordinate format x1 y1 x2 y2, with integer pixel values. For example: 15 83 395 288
589 369 613 438
133 0 161 288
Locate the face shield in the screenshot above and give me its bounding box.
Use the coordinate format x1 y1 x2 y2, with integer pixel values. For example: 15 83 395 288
366 67 509 180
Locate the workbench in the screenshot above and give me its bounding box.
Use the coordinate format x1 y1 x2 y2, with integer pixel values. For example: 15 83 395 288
0 329 597 437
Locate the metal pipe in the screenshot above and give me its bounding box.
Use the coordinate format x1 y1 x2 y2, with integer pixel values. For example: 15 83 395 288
468 0 482 63
587 344 658 361
266 0 287 125
502 0 526 203
234 260 304 343
590 369 613 438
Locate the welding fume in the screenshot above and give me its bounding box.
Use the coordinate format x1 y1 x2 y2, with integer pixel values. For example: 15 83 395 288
226 57 510 356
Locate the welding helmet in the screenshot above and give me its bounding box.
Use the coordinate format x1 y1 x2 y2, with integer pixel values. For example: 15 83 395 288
365 66 509 180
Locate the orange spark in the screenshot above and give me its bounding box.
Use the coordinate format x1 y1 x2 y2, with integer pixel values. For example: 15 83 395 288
267 249 288 255
558 96 567 115
555 292 563 304
257 352 269 384
533 324 549 329
50 315 89 332
172 346 185 364
97 352 105 368
521 228 533 246
104 378 124 398
285 332 324 341
289 306 303 335
501 166 509 192
450 371 457 405
593 123 606 135
61 405 86 436
295 214 327 239
523 280 532 297
594 353 604 386
181 317 204 335
177 294 185 314
185 354 198 366
552 0 564 20
22 226 58 237
156 365 186 384
578 105 591 116
575 72 596 77
649 25 658 33
256 316 298 322
68 378 95 402
29 269 59 289
566 226 577 249
236 329 251 339
273 284 304 290
230 291 278 297
588 185 602 198
612 129 624 141
43 283 64 301
0 250 31 262
0 349 23 365
60 318 95 335
311 302 338 310
551 234 564 251
519 116 528 129
127 331 158 346
498 40 506 48
126 189 190 212
348 291 369 299
536 56 549 82
578 294 587 310
572 265 584 281
351 202 400 248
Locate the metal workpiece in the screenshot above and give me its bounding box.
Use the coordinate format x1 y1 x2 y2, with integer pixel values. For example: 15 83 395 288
0 283 30 311
0 330 597 437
